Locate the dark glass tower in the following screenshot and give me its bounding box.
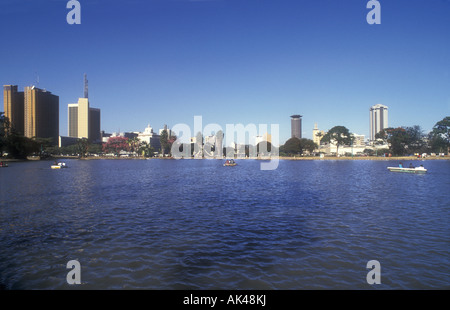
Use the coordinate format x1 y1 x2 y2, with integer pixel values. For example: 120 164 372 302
290 115 302 139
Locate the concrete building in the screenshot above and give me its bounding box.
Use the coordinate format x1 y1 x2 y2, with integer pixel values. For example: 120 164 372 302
291 115 302 139
370 104 388 141
137 124 161 151
353 134 366 146
159 124 172 138
68 98 101 143
24 86 59 145
3 85 24 134
67 75 101 143
312 123 324 148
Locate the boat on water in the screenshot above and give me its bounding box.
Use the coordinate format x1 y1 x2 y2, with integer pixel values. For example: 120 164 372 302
387 165 427 173
51 162 68 169
223 159 237 166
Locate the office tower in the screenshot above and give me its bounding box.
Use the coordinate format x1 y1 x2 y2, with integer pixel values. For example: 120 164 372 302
3 85 24 134
369 104 388 141
291 115 302 139
68 75 101 142
68 98 101 142
68 103 79 138
89 107 101 142
24 86 59 145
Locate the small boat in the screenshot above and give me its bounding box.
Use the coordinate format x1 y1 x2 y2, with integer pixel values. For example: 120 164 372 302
51 162 68 169
223 159 237 166
387 166 427 173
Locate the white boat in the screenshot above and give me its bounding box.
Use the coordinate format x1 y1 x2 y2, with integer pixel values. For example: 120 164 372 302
51 162 67 169
387 166 427 173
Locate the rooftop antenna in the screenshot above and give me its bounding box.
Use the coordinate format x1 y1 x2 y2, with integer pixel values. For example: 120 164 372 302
84 73 88 98
35 72 40 87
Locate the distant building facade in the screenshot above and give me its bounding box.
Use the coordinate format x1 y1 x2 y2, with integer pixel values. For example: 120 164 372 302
312 123 324 148
137 124 161 151
159 124 172 137
291 115 302 139
369 104 388 141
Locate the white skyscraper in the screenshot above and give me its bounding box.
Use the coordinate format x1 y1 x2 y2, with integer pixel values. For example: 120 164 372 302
369 104 388 141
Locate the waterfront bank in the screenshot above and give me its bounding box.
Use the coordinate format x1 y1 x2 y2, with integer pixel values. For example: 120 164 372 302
63 155 450 161
2 155 449 162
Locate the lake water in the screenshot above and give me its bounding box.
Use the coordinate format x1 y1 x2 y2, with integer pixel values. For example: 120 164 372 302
0 159 449 289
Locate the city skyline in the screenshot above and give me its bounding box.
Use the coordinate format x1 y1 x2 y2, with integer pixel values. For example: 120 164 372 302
1 0 449 144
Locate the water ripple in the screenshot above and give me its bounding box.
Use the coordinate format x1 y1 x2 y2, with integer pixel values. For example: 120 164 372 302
0 159 449 289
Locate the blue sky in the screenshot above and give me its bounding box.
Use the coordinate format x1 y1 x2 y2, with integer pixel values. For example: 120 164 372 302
1 0 449 144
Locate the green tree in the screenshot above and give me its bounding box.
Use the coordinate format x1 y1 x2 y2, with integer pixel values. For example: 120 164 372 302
300 138 317 154
5 132 40 159
429 116 450 154
281 137 317 156
76 138 90 158
280 137 302 155
127 137 141 155
321 126 354 156
377 127 409 156
405 125 427 154
87 143 103 155
0 112 10 154
138 141 155 157
160 129 168 155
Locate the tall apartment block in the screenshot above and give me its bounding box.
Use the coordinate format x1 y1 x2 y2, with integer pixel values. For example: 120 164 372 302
4 85 59 145
369 104 388 141
24 86 59 145
3 85 24 134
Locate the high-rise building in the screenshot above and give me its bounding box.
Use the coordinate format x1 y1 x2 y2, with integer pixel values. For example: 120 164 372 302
3 85 24 134
291 115 302 139
67 75 101 143
68 98 101 142
24 86 59 145
89 107 101 142
369 104 388 141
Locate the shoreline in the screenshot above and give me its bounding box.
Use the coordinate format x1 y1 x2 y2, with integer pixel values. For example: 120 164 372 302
32 155 450 161
2 155 449 162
